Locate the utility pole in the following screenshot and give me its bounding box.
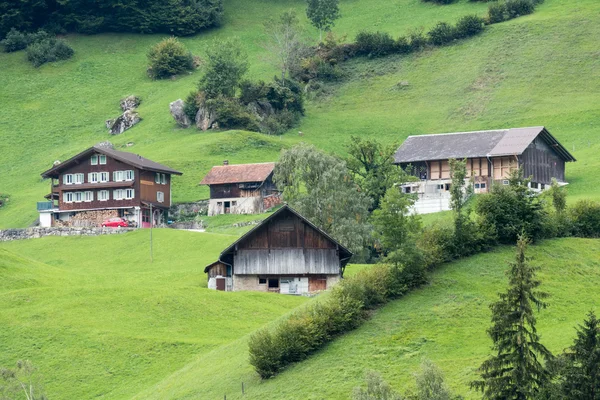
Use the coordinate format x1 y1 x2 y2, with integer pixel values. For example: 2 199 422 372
150 203 153 263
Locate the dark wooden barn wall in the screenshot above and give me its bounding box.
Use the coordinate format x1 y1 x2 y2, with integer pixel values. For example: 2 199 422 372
521 139 566 184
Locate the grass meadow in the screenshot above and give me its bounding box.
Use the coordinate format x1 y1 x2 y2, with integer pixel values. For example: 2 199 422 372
1 0 599 228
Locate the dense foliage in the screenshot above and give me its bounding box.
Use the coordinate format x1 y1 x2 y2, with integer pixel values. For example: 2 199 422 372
0 0 223 38
273 143 372 253
472 236 552 399
147 37 194 80
1 28 48 52
305 0 340 40
26 37 74 67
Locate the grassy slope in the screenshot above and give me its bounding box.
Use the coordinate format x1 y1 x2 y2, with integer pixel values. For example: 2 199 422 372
135 238 600 399
2 0 598 228
0 230 307 399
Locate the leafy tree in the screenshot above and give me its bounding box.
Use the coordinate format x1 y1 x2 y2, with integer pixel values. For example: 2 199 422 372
273 143 372 254
472 235 553 399
0 360 47 400
476 168 546 243
414 359 453 400
198 37 248 98
352 370 404 400
346 136 403 211
263 10 307 83
548 178 566 214
561 311 600 399
305 0 340 41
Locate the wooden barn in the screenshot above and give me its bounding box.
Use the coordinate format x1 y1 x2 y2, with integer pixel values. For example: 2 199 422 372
394 126 576 214
204 205 352 294
199 161 280 216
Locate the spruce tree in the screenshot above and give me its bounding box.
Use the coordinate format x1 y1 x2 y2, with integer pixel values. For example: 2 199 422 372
562 311 600 399
471 235 553 399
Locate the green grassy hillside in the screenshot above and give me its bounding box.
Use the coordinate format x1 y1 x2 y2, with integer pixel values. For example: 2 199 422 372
0 230 307 399
1 0 599 228
134 238 600 399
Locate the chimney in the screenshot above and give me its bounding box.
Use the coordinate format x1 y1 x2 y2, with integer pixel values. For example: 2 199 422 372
223 160 229 165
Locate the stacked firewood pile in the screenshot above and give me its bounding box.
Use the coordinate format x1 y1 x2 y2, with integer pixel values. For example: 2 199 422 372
56 210 119 227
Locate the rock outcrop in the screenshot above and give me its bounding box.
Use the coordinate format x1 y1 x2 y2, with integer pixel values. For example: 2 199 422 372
106 110 141 135
247 100 274 122
195 105 216 131
120 95 141 111
170 99 191 128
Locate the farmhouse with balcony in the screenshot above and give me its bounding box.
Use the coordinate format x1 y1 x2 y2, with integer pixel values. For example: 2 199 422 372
394 126 576 214
204 205 352 294
38 143 182 227
200 161 280 216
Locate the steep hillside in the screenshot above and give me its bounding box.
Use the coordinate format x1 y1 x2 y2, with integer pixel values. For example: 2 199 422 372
1 0 599 228
0 230 307 399
134 238 600 399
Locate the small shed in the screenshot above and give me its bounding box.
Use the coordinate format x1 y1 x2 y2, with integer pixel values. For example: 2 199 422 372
204 205 352 294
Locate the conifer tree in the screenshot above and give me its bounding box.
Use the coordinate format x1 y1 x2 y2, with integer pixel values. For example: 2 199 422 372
471 235 553 399
562 311 600 399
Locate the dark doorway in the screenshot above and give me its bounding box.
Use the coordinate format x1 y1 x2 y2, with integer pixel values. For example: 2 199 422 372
224 201 231 214
268 278 279 291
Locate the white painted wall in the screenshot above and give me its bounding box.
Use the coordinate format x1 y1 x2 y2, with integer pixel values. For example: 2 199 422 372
39 212 53 227
208 196 262 216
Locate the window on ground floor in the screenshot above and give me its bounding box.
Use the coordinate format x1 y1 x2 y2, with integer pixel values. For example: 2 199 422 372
258 277 267 285
268 278 279 289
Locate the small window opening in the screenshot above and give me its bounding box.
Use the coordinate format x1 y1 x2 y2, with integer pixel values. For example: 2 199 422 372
258 277 267 285
268 278 279 288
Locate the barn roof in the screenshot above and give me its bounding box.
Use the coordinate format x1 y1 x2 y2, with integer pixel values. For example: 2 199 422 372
41 144 183 178
204 204 353 273
199 162 276 185
393 126 576 163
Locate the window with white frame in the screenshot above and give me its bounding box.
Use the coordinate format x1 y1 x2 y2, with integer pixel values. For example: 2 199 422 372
91 155 98 165
74 173 84 184
125 189 135 199
88 172 98 183
113 189 125 200
84 191 94 202
98 190 109 201
64 192 74 202
160 173 166 184
125 170 134 181
157 191 164 203
99 172 109 182
74 192 83 202
63 174 74 185
113 171 124 182
99 155 107 165
155 172 161 184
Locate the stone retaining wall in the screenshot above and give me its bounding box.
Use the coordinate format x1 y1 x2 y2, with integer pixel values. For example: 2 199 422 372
0 227 135 242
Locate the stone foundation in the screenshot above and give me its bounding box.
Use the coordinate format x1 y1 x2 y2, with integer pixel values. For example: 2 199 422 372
0 227 134 242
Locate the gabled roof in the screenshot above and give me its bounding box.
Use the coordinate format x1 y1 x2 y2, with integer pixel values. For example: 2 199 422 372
204 204 353 273
199 162 275 185
41 144 183 178
393 126 576 164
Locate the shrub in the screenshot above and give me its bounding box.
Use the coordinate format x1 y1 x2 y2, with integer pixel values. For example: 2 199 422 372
183 91 202 122
455 15 486 38
206 96 259 131
239 80 269 105
1 29 50 53
26 38 74 67
505 0 536 18
248 328 283 379
487 2 509 23
147 37 194 79
409 28 428 51
428 22 456 46
569 200 600 238
355 31 397 57
418 224 455 268
395 36 412 54
259 109 300 135
265 78 304 114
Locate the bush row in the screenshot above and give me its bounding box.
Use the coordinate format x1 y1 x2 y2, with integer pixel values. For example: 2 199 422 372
249 262 426 378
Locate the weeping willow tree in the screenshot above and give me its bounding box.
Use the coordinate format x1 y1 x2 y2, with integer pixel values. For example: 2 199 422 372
471 235 553 399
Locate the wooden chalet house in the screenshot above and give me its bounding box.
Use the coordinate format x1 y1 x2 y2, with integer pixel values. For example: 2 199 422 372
200 161 280 216
204 205 352 294
394 126 576 214
38 143 182 227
